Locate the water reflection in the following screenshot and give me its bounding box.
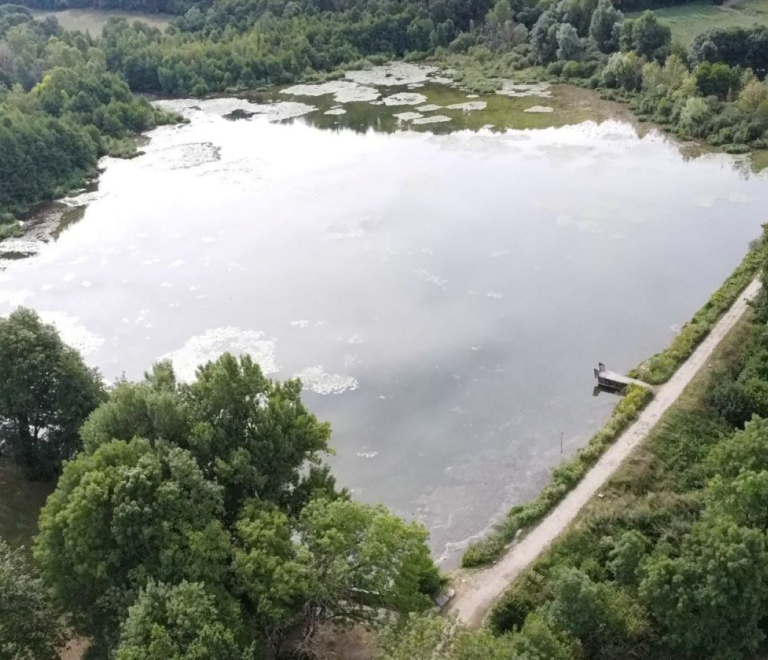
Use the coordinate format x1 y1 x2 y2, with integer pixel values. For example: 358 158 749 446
0 87 766 564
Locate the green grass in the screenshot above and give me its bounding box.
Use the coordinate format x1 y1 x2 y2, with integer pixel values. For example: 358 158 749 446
31 8 171 34
632 0 768 47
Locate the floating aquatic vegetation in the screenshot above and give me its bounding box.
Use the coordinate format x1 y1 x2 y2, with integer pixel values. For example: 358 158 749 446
343 353 362 367
415 268 447 288
556 214 601 234
163 327 279 383
383 92 428 106
281 81 380 104
524 105 555 114
146 142 222 171
393 112 423 121
416 104 442 112
496 82 552 98
61 190 104 208
38 311 104 357
446 101 487 111
156 98 316 122
295 365 359 395
345 62 437 86
412 115 451 125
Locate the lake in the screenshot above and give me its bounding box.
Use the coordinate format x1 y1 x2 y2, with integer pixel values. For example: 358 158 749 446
1 65 766 564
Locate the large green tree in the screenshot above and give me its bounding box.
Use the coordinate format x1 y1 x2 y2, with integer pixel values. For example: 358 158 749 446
234 498 440 653
0 308 104 478
639 518 768 659
0 539 65 660
34 438 232 644
82 355 337 517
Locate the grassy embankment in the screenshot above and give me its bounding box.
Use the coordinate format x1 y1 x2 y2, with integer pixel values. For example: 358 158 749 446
636 0 768 47
31 8 170 33
486 262 768 657
462 235 766 567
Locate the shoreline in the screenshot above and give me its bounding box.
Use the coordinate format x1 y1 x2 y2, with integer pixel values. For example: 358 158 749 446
447 276 762 626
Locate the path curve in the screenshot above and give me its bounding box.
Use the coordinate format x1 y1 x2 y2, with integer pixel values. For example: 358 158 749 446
448 278 761 627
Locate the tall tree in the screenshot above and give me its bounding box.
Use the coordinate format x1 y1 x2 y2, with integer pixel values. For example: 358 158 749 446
0 308 104 478
34 438 232 645
626 11 670 61
589 0 622 53
0 539 65 660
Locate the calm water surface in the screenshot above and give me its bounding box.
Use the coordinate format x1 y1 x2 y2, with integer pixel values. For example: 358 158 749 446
1 78 766 563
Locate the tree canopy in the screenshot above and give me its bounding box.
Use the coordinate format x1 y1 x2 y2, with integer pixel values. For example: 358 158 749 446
0 539 65 660
31 342 439 657
0 308 104 478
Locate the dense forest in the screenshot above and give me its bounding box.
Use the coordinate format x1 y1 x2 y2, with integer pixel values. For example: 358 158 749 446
0 4 173 237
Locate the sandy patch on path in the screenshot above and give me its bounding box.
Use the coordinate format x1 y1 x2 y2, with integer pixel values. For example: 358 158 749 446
447 278 761 627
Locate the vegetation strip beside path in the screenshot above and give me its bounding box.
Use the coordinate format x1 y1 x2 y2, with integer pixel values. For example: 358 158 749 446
447 277 762 628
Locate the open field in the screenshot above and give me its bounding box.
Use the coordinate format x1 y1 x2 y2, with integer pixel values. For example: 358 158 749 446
633 0 768 46
31 8 171 33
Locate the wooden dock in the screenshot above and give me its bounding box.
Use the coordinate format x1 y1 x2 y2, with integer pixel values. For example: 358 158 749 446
594 363 649 391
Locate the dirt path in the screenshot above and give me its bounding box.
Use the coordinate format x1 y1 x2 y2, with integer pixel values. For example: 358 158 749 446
447 278 761 627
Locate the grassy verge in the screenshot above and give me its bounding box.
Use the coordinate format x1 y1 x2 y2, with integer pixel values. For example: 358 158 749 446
462 384 653 567
628 237 765 385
